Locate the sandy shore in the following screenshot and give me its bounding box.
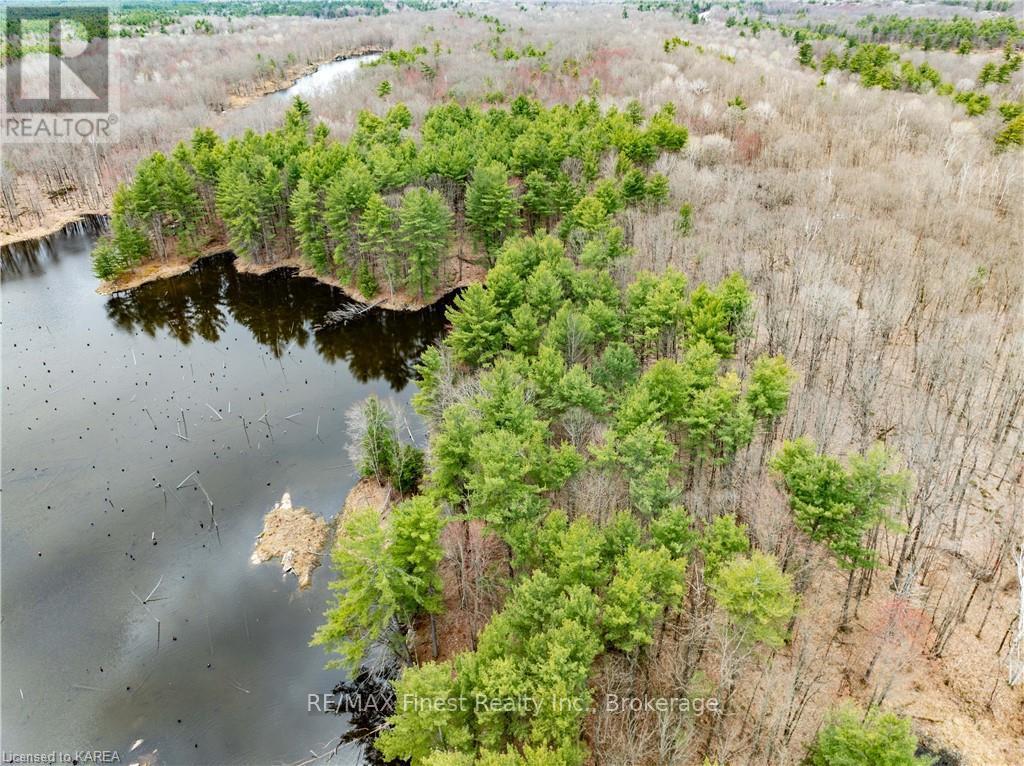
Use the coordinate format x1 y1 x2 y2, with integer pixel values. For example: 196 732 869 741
339 476 393 522
95 255 204 294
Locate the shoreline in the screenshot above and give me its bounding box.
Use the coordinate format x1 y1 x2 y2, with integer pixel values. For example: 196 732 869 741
0 47 384 248
226 46 384 110
97 246 483 312
0 209 110 248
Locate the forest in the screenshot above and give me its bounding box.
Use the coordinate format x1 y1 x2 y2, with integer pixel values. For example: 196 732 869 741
90 94 687 304
4 0 1023 764
0 0 393 58
314 213 922 764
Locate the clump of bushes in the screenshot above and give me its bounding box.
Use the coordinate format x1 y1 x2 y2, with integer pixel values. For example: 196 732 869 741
954 90 991 116
807 704 934 766
351 396 424 493
995 114 1024 149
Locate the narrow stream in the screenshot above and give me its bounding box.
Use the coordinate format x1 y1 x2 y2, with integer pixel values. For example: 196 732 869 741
1 225 449 763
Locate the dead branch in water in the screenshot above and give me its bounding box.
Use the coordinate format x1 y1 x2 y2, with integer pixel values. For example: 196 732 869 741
313 299 384 329
130 578 164 650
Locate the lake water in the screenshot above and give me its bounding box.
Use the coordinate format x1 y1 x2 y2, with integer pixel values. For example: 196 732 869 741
0 227 449 764
273 54 380 101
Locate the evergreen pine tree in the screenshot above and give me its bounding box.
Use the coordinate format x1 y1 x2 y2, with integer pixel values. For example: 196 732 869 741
398 188 453 298
465 162 520 261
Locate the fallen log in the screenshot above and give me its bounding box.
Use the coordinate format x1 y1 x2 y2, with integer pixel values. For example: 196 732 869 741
313 299 384 329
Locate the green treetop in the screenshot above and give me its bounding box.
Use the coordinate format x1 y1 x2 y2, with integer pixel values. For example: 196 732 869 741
710 550 797 648
398 187 453 298
807 704 934 766
466 162 521 260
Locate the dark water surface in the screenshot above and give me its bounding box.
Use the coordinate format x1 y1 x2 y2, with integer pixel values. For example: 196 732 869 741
1 228 449 764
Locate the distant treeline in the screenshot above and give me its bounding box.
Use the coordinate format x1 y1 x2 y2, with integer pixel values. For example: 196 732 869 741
629 0 1021 51
852 14 1022 50
738 12 1021 52
117 0 394 22
1 0 421 58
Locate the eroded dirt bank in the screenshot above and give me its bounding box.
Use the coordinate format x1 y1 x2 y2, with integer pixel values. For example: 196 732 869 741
97 245 483 311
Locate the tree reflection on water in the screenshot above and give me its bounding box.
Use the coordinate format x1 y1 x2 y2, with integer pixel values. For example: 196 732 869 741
104 254 453 390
